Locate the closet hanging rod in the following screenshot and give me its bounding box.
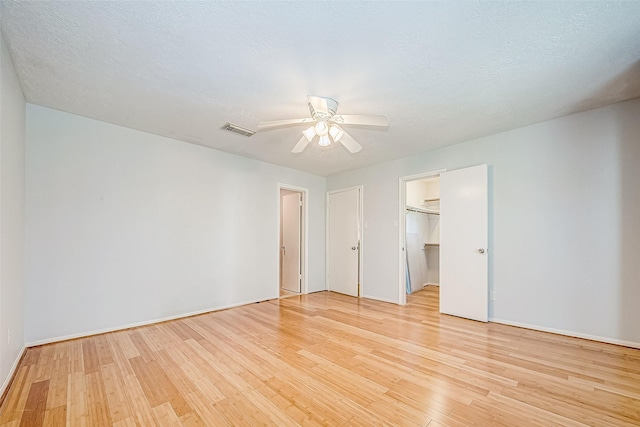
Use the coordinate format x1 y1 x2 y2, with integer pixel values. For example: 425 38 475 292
406 207 439 215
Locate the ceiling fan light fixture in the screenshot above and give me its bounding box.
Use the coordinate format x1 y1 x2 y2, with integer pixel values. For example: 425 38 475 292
318 135 331 147
302 125 316 142
329 125 344 142
314 120 329 136
257 95 388 154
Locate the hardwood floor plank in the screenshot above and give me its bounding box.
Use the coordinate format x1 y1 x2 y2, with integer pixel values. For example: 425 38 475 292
18 380 48 427
1 286 639 426
109 331 139 361
42 405 66 426
81 340 100 375
146 361 192 417
254 382 318 426
131 343 194 418
150 402 181 427
127 357 166 409
166 321 203 343
44 345 69 410
182 391 230 426
0 366 31 424
119 373 157 427
178 411 206 426
110 416 137 427
85 371 112 426
93 335 115 367
153 349 199 399
65 371 87 426
212 398 253 426
20 349 41 368
105 334 135 377
32 347 54 384
128 332 155 362
479 391 589 427
101 363 134 423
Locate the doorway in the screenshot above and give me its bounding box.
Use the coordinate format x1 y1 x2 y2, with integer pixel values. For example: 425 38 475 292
399 165 489 322
278 184 308 297
327 186 363 297
399 170 443 305
404 176 441 297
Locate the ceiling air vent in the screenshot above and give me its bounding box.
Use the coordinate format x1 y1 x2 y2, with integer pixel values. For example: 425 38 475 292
222 122 255 137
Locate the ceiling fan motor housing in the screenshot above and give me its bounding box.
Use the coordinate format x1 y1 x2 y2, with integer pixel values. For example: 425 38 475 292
308 96 338 120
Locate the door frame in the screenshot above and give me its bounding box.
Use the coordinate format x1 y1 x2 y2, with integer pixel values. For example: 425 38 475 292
398 169 446 305
326 185 364 296
277 183 309 296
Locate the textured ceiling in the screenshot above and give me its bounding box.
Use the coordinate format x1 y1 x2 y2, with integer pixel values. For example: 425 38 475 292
2 1 640 176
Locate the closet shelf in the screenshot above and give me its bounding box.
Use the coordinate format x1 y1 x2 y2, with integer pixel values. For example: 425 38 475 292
424 243 440 247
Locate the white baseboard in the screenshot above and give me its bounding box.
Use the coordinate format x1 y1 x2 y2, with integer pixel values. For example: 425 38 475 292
490 318 640 349
0 345 26 399
26 297 272 347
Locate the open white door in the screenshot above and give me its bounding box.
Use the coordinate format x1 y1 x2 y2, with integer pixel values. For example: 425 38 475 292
281 192 301 293
328 187 361 297
440 164 488 322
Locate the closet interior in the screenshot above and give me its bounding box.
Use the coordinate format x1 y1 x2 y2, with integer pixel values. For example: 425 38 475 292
405 176 440 294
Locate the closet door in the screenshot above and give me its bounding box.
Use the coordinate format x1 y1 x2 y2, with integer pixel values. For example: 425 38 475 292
440 164 488 322
327 187 361 297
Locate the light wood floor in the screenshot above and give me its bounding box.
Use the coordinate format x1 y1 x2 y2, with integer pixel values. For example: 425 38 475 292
279 288 300 299
1 286 639 426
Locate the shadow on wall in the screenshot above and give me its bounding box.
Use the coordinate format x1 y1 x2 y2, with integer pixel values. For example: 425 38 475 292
614 100 640 345
579 60 640 345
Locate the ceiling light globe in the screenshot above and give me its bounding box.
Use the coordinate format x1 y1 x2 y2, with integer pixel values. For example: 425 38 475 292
318 135 331 147
315 121 329 136
302 125 316 142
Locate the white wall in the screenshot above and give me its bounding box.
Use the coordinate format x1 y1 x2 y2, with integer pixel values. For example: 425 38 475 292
25 105 326 344
406 180 427 207
406 179 439 208
328 98 640 346
0 33 26 393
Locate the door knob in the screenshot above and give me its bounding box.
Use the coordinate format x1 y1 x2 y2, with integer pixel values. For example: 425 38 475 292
477 248 485 254
351 246 357 250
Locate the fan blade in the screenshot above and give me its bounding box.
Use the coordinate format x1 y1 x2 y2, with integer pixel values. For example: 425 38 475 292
257 118 313 129
291 136 310 153
338 129 362 153
332 114 390 127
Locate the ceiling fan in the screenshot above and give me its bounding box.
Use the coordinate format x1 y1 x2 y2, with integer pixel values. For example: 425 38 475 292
257 95 390 153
